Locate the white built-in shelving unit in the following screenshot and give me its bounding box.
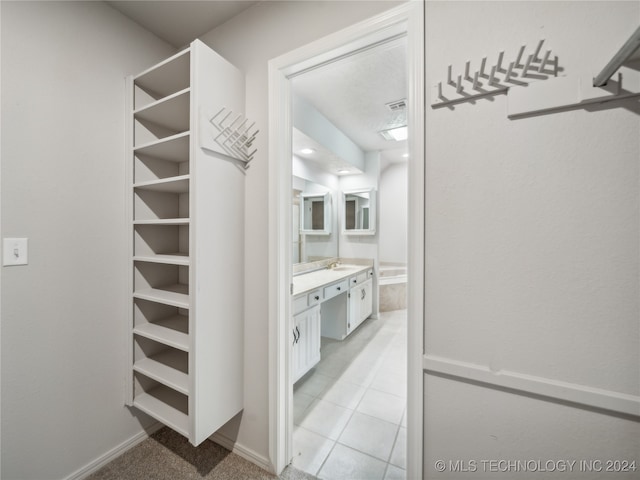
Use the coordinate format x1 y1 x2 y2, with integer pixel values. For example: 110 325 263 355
126 40 245 446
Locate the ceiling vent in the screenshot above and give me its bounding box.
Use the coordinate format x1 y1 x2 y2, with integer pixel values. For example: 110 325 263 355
385 99 407 111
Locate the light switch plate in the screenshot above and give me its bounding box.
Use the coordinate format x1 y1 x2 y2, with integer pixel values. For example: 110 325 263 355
3 238 28 266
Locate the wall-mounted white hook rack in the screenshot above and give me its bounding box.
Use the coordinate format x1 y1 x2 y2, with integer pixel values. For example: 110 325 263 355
431 39 559 110
593 25 640 87
508 72 640 119
200 107 259 168
509 25 640 119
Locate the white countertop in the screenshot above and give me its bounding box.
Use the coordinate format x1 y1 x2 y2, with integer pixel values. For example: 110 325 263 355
292 264 370 297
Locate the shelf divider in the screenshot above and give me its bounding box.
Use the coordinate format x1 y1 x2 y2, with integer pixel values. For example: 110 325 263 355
134 175 190 194
134 314 189 352
134 285 189 309
134 387 189 437
133 349 189 395
133 218 189 226
133 254 189 266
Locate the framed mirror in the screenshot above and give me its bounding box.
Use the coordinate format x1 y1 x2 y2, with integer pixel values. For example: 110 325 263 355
300 191 331 235
342 188 376 235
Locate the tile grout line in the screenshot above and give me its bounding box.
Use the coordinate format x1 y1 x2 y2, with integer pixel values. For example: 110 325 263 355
294 311 408 479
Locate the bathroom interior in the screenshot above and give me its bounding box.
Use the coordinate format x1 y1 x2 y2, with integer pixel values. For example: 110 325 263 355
288 35 409 479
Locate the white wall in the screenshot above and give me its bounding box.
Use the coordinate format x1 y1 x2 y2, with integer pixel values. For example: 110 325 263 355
1 2 175 478
379 162 408 265
197 0 402 464
293 93 365 171
424 2 640 478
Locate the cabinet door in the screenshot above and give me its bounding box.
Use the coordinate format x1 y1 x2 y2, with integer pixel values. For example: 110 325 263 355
292 311 306 382
292 305 321 383
359 279 373 322
306 305 321 368
349 278 373 334
348 289 360 336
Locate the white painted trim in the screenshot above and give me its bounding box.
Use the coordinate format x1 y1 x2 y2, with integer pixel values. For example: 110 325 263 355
124 75 134 407
268 2 425 477
0 5 3 477
210 433 275 474
268 52 293 474
64 423 164 480
405 4 425 480
63 424 275 480
424 354 640 417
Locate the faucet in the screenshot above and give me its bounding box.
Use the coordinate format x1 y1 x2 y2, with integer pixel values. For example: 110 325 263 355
327 260 340 269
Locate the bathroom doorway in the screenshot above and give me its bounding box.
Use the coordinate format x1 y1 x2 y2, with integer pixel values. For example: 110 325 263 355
289 34 409 479
268 3 424 478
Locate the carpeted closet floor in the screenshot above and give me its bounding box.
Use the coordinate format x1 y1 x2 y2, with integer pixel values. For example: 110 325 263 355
87 427 317 480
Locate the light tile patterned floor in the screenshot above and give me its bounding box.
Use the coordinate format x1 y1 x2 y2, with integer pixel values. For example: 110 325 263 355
292 309 407 480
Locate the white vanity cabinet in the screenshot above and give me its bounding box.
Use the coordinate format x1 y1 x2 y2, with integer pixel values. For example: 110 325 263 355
126 40 245 446
292 305 321 382
348 277 373 335
307 267 374 342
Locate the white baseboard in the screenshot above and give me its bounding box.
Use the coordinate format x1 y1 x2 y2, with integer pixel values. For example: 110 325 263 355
63 423 274 480
210 431 275 474
65 422 163 480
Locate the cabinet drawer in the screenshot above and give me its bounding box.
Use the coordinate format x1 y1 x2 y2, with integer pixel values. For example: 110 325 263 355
356 271 368 284
307 289 322 307
292 295 308 315
323 280 348 301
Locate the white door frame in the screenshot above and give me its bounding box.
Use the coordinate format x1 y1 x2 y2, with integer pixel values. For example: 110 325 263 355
267 2 425 477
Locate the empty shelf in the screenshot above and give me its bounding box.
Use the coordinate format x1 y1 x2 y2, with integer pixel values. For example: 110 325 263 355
133 218 190 226
135 48 190 99
134 132 190 163
134 88 190 134
134 175 190 194
134 386 189 437
133 349 189 395
134 253 190 266
134 315 189 352
134 285 189 309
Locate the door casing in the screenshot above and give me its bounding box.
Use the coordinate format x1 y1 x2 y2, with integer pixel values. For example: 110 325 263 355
267 3 425 477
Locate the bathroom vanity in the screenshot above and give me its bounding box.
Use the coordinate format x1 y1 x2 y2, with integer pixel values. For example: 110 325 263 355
291 264 374 382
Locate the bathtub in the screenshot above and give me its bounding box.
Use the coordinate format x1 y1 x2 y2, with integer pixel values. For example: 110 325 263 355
378 265 407 312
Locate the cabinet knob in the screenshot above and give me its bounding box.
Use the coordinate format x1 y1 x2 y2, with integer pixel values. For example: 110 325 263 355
314 295 319 301
337 287 341 291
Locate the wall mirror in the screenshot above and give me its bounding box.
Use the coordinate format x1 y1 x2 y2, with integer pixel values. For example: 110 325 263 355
300 191 331 235
342 189 376 235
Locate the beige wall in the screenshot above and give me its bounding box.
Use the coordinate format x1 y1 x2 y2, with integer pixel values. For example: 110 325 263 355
1 2 175 478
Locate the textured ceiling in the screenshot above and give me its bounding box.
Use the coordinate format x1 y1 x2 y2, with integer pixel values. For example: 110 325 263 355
292 37 408 169
107 1 258 48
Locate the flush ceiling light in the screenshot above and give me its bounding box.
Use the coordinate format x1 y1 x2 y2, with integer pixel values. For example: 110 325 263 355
379 126 408 141
337 168 350 174
402 153 409 158
300 148 314 155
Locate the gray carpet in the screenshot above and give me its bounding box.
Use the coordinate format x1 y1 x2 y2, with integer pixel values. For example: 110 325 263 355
87 427 318 480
